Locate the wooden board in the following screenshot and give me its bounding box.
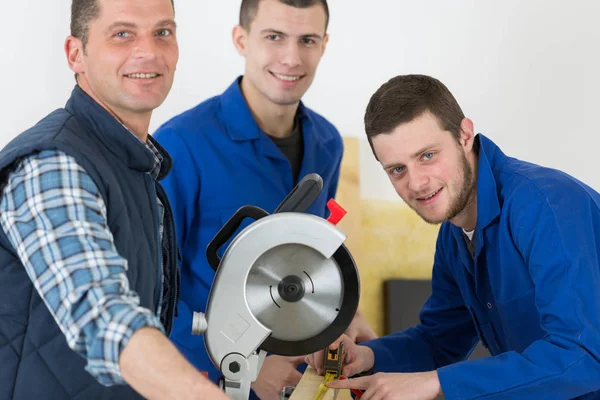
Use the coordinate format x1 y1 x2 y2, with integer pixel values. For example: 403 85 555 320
289 366 352 400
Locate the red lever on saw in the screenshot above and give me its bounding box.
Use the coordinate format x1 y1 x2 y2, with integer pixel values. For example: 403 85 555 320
326 199 347 225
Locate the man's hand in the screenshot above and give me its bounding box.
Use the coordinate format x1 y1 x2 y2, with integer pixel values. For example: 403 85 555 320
345 309 377 344
305 335 375 377
251 355 304 400
327 371 442 400
304 309 377 376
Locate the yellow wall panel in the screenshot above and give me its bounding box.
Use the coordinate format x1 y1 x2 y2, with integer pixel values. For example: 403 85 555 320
356 200 439 336
335 138 361 256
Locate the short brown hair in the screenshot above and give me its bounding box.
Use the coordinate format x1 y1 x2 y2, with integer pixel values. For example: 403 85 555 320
364 74 465 149
239 0 329 31
71 0 175 48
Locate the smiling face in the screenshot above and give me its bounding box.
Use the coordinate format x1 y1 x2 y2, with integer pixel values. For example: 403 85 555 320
232 0 328 109
66 0 179 126
373 111 478 227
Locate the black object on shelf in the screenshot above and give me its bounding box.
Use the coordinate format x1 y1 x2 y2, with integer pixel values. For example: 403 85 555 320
384 278 488 360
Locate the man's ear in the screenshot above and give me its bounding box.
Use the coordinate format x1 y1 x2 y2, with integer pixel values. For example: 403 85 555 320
65 35 85 75
232 25 248 57
320 33 329 56
458 117 475 152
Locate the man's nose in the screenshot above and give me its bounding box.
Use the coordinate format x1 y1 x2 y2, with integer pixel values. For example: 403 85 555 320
280 42 302 68
132 34 158 60
407 169 429 192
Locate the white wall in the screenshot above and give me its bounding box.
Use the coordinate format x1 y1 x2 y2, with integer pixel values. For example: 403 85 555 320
2 1 599 201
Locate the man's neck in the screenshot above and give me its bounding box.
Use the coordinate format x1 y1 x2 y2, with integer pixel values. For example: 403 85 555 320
240 77 298 139
77 79 150 142
450 153 479 231
451 195 478 232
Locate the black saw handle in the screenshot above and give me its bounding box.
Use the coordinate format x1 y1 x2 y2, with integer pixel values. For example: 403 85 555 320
206 205 269 271
205 173 324 271
274 173 323 214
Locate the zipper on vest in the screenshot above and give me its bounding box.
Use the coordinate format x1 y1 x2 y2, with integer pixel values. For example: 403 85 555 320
147 175 164 319
157 183 179 334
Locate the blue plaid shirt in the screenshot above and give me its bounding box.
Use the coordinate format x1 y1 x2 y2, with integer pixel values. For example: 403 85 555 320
0 139 166 386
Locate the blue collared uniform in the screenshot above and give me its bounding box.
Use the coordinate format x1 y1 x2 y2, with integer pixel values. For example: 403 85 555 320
365 134 600 399
153 78 343 387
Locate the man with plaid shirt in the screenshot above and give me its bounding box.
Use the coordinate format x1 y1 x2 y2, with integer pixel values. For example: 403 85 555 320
0 0 227 399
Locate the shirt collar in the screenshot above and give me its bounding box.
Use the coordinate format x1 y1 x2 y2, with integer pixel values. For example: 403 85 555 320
450 133 506 245
144 136 164 181
219 76 312 142
475 133 506 230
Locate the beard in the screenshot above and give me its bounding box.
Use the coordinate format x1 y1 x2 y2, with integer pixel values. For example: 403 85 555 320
417 151 476 225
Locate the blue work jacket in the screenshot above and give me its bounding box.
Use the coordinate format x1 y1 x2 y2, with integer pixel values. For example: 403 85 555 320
366 134 600 399
153 77 343 386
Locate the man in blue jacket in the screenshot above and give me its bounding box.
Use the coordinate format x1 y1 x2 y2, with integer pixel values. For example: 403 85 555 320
0 0 227 399
319 74 600 399
154 0 375 398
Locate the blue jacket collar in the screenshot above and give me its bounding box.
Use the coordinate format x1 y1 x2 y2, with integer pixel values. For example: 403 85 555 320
449 134 506 268
219 76 317 143
449 134 506 251
65 85 172 179
475 134 506 231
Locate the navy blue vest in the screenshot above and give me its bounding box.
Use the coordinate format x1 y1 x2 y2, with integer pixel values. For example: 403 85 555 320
0 86 179 399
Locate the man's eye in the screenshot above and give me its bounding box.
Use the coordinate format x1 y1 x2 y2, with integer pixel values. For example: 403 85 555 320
267 34 281 41
115 31 131 38
391 167 405 175
302 38 315 45
423 152 435 160
157 29 171 37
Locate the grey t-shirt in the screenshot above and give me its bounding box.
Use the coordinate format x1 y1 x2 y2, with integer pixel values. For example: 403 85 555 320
269 118 304 183
463 229 475 260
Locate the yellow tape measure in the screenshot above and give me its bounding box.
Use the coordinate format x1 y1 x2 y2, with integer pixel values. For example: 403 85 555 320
312 343 344 400
312 372 336 400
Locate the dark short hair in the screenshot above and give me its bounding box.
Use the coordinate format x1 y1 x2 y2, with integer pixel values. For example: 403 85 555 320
71 0 175 47
364 74 466 150
239 0 329 32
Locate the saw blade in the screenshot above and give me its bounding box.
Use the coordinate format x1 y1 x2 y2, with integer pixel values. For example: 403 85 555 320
249 244 360 356
246 243 344 342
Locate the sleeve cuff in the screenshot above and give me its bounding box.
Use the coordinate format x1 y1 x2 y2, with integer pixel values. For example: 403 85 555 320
85 307 164 386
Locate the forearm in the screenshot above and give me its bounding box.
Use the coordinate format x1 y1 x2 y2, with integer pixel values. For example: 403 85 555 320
120 327 225 399
362 327 448 373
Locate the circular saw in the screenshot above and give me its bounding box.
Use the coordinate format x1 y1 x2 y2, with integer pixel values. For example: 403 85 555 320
191 174 360 399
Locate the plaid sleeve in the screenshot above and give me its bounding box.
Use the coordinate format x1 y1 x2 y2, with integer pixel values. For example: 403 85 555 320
0 150 164 386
